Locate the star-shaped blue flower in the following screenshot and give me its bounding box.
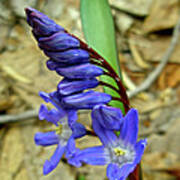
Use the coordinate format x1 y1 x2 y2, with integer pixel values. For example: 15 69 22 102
35 91 86 175
67 105 147 180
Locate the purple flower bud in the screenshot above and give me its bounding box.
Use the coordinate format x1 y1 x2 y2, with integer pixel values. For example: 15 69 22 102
25 7 63 36
93 105 124 130
38 32 80 51
46 59 67 70
44 49 89 64
56 63 103 79
58 78 99 95
61 90 112 109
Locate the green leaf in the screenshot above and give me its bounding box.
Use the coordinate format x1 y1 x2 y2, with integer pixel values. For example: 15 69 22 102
80 0 120 76
77 174 86 180
80 0 124 112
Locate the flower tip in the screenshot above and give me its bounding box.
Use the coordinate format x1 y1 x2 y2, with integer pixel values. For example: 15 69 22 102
38 104 48 120
127 108 139 125
39 91 50 102
24 7 31 15
25 7 34 14
128 108 138 116
142 139 148 146
43 160 54 175
34 133 40 145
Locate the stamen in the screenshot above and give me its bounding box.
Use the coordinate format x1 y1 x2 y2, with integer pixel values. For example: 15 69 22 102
55 124 63 135
113 148 126 156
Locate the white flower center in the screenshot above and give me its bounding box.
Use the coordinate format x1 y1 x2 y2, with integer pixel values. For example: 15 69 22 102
105 140 135 167
55 116 72 146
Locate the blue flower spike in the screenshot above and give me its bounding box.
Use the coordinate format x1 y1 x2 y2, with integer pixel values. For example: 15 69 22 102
68 106 147 180
25 7 146 179
35 91 86 175
25 7 104 80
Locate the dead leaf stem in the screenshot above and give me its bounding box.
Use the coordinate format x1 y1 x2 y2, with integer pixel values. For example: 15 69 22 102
0 109 38 124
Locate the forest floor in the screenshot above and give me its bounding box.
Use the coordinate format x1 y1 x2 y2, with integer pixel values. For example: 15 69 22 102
0 0 179 180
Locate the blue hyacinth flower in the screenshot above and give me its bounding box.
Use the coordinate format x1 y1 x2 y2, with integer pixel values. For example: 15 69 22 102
44 49 90 64
38 31 80 51
55 63 103 79
67 106 147 180
58 78 99 96
35 91 86 175
61 90 112 109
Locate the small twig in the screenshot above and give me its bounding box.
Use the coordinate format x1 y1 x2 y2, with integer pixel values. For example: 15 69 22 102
0 109 38 124
128 15 180 98
0 109 93 124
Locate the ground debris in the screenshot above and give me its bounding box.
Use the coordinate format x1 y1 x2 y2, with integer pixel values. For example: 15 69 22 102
143 0 180 33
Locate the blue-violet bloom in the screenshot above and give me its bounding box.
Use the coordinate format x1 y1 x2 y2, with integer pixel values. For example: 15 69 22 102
35 91 86 175
67 106 147 180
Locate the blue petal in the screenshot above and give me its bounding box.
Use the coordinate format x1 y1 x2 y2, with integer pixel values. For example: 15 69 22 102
92 106 118 146
107 163 135 180
65 136 78 159
39 104 64 125
39 91 64 112
39 32 80 51
107 163 120 180
43 144 66 175
117 164 135 180
119 108 139 145
45 49 89 64
56 63 103 79
66 109 78 125
34 131 59 146
58 78 99 96
65 137 82 167
94 105 123 130
134 139 147 165
39 91 51 103
71 122 86 138
61 90 111 109
68 146 108 167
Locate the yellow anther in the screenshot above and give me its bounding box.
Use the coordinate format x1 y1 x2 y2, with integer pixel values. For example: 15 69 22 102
114 148 126 156
55 124 63 135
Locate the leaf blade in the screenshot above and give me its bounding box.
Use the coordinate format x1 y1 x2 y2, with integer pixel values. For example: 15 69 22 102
80 0 124 111
80 0 121 76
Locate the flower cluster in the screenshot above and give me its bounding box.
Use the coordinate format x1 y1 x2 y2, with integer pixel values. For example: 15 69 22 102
25 7 147 180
